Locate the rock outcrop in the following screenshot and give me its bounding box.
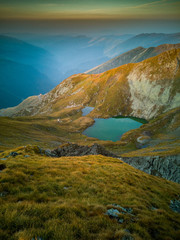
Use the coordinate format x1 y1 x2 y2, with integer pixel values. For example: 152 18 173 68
46 143 118 158
121 155 180 183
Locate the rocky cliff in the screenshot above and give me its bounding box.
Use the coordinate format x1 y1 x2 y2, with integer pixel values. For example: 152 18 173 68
121 155 180 183
0 48 180 120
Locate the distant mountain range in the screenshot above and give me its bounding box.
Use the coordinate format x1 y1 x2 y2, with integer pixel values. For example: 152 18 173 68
22 34 133 78
1 48 179 121
1 32 180 109
107 32 180 57
86 43 180 74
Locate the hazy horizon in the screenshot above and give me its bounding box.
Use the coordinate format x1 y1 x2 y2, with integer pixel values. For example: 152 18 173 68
0 0 180 36
0 19 180 36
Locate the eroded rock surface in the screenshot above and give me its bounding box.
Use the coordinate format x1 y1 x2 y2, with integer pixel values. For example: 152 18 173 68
121 155 180 183
47 143 118 158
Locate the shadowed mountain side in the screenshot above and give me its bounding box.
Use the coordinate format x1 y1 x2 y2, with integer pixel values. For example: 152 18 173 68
0 35 62 82
0 59 54 108
86 43 180 74
0 48 180 120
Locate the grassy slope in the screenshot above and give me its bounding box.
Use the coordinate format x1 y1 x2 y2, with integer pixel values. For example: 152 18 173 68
118 107 180 157
0 116 92 151
0 106 179 157
0 146 180 240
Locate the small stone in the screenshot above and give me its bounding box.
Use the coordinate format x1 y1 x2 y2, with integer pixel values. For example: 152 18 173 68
151 206 158 211
111 204 133 214
63 187 69 190
122 235 134 240
105 208 120 218
0 158 7 161
24 155 30 158
118 218 124 223
0 192 8 197
10 152 18 157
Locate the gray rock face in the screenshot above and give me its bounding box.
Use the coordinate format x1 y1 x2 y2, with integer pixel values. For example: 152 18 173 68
121 155 180 183
49 143 118 158
170 199 180 213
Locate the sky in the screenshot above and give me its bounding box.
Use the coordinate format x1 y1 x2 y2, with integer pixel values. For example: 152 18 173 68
0 0 179 35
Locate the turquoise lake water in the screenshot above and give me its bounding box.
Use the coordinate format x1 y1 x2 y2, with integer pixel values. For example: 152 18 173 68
83 117 145 142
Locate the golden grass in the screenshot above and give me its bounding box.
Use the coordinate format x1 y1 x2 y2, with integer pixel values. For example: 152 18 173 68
0 116 97 151
0 146 180 240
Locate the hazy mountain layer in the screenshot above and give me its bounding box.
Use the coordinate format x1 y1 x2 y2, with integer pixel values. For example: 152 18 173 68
86 43 180 74
0 35 61 80
1 48 179 121
1 33 180 109
108 32 180 57
23 34 133 79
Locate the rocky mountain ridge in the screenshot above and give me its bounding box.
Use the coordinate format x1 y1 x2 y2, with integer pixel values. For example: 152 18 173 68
86 43 180 74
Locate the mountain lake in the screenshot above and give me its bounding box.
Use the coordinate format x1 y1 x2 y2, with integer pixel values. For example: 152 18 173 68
83 115 147 142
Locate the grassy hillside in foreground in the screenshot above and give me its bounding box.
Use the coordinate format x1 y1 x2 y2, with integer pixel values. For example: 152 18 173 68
0 146 180 240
